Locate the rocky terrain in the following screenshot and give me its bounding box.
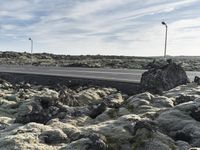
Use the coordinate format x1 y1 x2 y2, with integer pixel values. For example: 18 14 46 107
1 51 200 71
0 55 200 150
0 73 200 149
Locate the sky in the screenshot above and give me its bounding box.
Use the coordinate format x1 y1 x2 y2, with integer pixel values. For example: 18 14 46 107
0 0 200 56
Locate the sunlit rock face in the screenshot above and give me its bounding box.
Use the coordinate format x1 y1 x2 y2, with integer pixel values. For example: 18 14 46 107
141 59 190 94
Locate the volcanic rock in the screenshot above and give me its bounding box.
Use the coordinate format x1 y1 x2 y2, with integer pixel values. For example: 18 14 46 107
141 59 190 94
194 76 200 85
88 102 107 119
39 129 69 144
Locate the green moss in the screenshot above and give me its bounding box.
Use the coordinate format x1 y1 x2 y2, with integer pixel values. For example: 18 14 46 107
131 130 154 150
107 109 118 118
132 138 146 150
146 131 153 139
127 105 134 112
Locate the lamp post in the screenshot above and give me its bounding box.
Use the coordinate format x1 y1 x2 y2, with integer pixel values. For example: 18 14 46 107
161 21 168 59
29 38 33 65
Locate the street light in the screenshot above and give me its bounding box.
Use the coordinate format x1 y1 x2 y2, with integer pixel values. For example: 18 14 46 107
29 38 33 65
161 21 168 59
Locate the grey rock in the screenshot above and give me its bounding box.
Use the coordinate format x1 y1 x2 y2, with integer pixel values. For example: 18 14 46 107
61 134 107 150
175 95 196 105
194 76 200 85
104 93 124 108
89 102 107 119
141 60 189 94
156 108 200 147
39 129 69 144
176 140 191 150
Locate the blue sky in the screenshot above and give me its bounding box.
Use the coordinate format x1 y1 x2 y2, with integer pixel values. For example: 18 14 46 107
0 0 200 56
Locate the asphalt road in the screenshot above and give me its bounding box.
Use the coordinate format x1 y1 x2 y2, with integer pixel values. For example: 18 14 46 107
0 65 199 83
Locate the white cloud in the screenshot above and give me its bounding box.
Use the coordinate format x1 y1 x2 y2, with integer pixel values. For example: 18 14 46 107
0 24 18 30
0 0 199 56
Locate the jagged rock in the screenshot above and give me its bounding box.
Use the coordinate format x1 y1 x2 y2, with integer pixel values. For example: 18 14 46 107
61 136 107 150
0 122 9 130
131 128 178 150
125 93 154 110
14 96 61 124
163 83 200 98
39 129 69 144
156 107 200 147
194 76 200 85
87 133 107 150
18 81 31 89
80 114 141 149
0 123 62 150
190 106 200 121
2 75 200 149
75 87 117 106
63 133 107 150
15 100 50 124
126 96 150 110
0 117 12 130
174 131 192 143
176 140 191 150
135 92 155 101
145 59 168 69
152 96 174 108
46 118 81 139
91 108 115 123
104 93 124 108
0 79 13 89
88 102 107 119
175 95 196 105
133 120 158 135
141 59 189 94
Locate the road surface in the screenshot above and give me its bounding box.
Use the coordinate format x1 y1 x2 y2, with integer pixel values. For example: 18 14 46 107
0 65 198 83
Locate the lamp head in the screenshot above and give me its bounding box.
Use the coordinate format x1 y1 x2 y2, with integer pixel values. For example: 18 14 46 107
29 38 32 40
162 21 166 25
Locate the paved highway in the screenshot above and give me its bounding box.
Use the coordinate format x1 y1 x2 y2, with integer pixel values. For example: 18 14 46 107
0 65 199 83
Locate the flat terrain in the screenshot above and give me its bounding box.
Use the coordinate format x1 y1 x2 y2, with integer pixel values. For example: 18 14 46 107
1 51 200 71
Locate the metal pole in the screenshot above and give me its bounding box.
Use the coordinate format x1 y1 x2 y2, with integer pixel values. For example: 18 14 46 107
164 25 168 58
29 38 33 65
162 22 168 59
31 40 33 54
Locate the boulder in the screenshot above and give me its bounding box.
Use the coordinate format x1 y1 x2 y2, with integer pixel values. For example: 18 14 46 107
194 76 200 85
156 107 200 147
104 93 124 108
131 128 179 150
14 100 51 124
46 118 81 139
14 96 64 124
80 114 141 149
140 59 189 94
0 122 62 150
75 87 116 106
